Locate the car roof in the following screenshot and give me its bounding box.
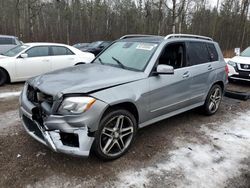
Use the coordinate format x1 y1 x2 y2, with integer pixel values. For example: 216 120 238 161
0 34 17 39
121 36 164 43
24 42 70 47
119 34 214 44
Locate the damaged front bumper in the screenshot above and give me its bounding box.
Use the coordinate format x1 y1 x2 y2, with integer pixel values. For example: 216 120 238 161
19 84 107 157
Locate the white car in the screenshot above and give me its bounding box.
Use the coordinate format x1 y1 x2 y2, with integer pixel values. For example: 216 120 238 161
227 47 250 81
0 43 95 85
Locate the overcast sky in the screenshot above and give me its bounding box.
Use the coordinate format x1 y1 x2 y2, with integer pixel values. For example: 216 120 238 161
209 0 219 7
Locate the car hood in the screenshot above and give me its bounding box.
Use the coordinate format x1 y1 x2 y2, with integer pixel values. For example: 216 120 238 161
0 55 8 59
28 63 147 97
231 56 250 64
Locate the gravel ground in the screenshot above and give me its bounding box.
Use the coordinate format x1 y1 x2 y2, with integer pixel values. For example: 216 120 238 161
0 82 250 188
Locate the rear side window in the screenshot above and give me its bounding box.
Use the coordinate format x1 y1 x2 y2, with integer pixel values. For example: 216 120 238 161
0 37 15 45
51 46 74 56
26 46 49 57
187 42 210 65
206 43 218 61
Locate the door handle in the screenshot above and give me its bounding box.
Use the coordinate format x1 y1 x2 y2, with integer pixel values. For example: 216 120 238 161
183 71 190 78
208 64 213 70
42 59 49 62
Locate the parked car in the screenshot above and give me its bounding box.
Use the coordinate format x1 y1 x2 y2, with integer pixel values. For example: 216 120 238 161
0 35 22 54
20 34 227 160
0 43 95 85
227 46 250 81
80 41 112 55
73 43 90 50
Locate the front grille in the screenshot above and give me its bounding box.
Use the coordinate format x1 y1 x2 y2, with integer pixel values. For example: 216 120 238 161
27 85 54 119
27 85 37 103
240 64 250 70
22 115 44 140
27 85 53 105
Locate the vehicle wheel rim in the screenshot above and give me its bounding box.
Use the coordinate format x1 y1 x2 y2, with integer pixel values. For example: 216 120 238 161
208 87 222 113
100 115 134 157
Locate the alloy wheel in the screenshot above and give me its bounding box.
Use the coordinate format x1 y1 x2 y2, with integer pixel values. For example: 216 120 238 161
100 115 134 157
208 87 222 113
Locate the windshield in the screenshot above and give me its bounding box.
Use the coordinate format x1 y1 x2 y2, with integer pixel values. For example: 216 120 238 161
88 41 102 48
2 45 29 57
240 47 250 57
95 41 158 71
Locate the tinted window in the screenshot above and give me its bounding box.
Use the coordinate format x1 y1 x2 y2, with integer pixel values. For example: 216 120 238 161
0 37 15 45
159 43 186 69
26 46 49 57
240 47 250 57
207 43 218 61
51 46 74 56
3 45 29 57
187 42 210 65
100 42 111 48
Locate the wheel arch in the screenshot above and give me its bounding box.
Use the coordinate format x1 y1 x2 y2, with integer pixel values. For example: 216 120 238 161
101 101 139 125
213 81 225 91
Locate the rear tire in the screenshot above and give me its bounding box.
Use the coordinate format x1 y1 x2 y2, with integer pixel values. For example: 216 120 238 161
202 84 223 115
93 109 137 161
0 69 8 86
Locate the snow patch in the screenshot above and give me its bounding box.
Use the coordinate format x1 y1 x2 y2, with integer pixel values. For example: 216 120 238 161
0 91 21 99
116 111 250 188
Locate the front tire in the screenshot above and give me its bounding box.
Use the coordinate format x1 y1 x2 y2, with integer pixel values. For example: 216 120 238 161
203 84 223 115
93 109 137 160
0 69 8 86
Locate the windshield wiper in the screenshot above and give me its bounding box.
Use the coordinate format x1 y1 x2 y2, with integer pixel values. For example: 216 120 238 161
98 57 104 64
112 56 125 69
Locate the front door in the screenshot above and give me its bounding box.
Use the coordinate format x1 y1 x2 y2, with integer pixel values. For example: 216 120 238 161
148 42 192 120
15 46 51 80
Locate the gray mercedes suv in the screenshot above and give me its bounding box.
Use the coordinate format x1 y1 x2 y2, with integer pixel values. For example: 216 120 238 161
19 34 228 160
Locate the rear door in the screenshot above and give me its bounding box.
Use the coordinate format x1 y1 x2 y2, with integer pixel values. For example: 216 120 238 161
15 46 51 80
186 41 218 104
50 46 76 70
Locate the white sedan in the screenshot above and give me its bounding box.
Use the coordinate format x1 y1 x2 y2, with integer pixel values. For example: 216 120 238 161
0 43 95 85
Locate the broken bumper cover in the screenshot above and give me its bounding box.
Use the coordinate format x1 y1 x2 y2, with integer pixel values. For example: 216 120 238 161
20 106 94 157
19 84 107 157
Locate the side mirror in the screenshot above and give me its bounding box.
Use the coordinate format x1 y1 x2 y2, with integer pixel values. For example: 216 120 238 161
155 64 174 75
20 53 28 58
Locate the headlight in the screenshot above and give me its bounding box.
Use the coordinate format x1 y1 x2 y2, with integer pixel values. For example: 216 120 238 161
58 97 96 115
228 60 237 67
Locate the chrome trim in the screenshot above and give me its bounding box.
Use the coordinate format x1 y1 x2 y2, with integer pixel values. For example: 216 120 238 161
237 63 250 71
229 76 250 81
165 34 213 41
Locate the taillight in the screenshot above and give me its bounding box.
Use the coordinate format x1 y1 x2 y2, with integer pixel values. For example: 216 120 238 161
225 64 229 79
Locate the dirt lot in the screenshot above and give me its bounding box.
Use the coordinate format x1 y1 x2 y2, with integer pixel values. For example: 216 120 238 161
0 82 250 188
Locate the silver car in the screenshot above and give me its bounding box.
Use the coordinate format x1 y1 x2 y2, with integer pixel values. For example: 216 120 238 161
19 34 228 160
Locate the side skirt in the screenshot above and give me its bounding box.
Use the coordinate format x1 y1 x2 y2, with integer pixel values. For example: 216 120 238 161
138 102 204 129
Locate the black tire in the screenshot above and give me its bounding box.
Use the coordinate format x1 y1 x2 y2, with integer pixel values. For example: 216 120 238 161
93 109 137 161
0 69 8 86
202 84 223 115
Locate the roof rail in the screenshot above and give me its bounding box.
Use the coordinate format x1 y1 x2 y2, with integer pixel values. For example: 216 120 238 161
120 34 158 39
165 34 213 41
